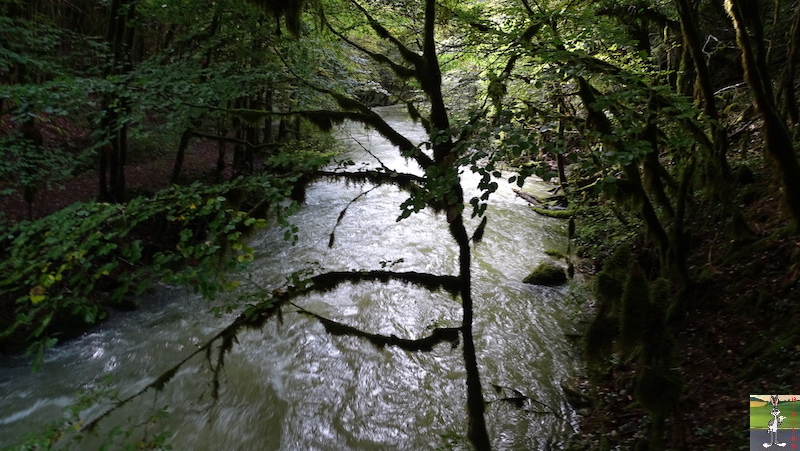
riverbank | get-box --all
[565,158,800,449]
[0,112,344,360]
[0,116,238,224]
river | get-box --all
[0,105,579,450]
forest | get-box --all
[1,0,799,449]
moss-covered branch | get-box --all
[324,19,415,80]
[82,296,282,432]
[182,105,434,172]
[307,270,461,296]
[283,109,436,170]
[348,0,424,67]
[293,304,460,352]
[79,267,462,433]
[314,169,426,191]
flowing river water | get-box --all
[0,106,580,450]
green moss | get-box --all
[584,316,619,372]
[603,244,633,277]
[634,366,683,417]
[593,244,632,315]
[544,249,566,259]
[230,108,271,126]
[644,279,674,361]
[523,262,567,286]
[530,206,575,218]
[619,266,650,354]
[595,271,623,313]
[331,92,365,111]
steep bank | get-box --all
[567,158,800,449]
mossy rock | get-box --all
[561,380,594,408]
[523,262,567,286]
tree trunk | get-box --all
[110,121,127,202]
[331,1,492,446]
[277,117,288,142]
[263,89,274,143]
[171,129,193,183]
[780,4,800,125]
[453,215,491,451]
[555,102,568,192]
[675,0,730,179]
[576,77,672,267]
[215,119,227,183]
[99,0,136,202]
[99,145,109,200]
[232,128,245,179]
[247,125,256,173]
[642,94,675,219]
[170,12,219,184]
[726,0,800,227]
[419,0,490,446]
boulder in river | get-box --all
[523,262,568,286]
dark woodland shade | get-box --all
[247,0,317,35]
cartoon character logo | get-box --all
[765,395,787,448]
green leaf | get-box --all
[29,286,47,304]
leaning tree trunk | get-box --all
[726,0,800,228]
[780,4,800,126]
[675,0,730,180]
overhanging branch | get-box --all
[349,0,424,67]
[80,268,461,433]
[293,303,460,352]
[308,270,461,296]
[324,19,415,79]
[314,169,427,191]
[295,109,435,170]
[182,103,436,170]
